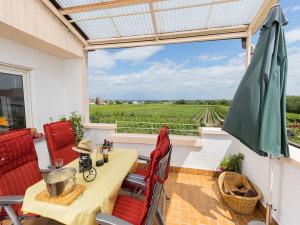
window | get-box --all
[0,63,32,132]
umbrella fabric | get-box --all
[223,5,289,157]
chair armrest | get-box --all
[96,213,133,225]
[126,173,145,180]
[138,155,150,162]
[124,175,146,189]
[0,195,23,205]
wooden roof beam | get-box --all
[60,0,161,15]
[60,0,240,16]
[249,0,278,34]
[85,31,248,50]
[87,25,248,45]
[149,1,159,41]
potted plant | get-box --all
[0,116,9,133]
[219,153,244,174]
[69,112,84,144]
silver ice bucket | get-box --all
[44,167,76,197]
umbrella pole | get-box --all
[265,155,273,225]
[248,155,273,225]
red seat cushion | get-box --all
[112,195,145,225]
[52,128,75,149]
[135,168,148,177]
[0,129,41,220]
[44,121,78,165]
[51,144,79,165]
[156,126,169,147]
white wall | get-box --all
[85,128,239,170]
[238,142,300,225]
[0,37,83,131]
[0,36,84,168]
[0,0,83,58]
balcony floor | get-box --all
[3,173,264,225]
[164,173,264,225]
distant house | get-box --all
[95,97,106,105]
[89,98,95,104]
[132,101,138,105]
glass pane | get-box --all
[0,72,26,131]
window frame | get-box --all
[0,62,33,129]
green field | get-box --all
[287,113,300,145]
[90,104,300,144]
[90,104,228,135]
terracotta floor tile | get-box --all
[163,172,263,225]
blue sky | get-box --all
[88,0,300,100]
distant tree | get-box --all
[286,96,300,114]
[175,99,187,104]
[116,100,122,104]
[95,97,100,105]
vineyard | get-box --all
[287,113,300,145]
[90,103,300,144]
[90,104,228,136]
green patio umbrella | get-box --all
[223,5,289,157]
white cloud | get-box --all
[89,53,245,100]
[197,54,227,62]
[88,46,163,71]
[286,27,300,45]
[88,41,300,100]
[113,46,164,63]
[88,50,116,71]
[284,5,300,13]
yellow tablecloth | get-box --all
[22,149,138,225]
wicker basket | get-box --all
[218,172,262,214]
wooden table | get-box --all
[22,149,138,225]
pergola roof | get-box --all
[42,0,278,49]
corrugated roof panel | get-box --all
[237,0,265,24]
[107,4,149,16]
[113,13,153,37]
[76,19,119,39]
[57,0,266,41]
[56,0,107,8]
[69,3,149,20]
[155,6,210,33]
[70,9,109,20]
[154,0,212,10]
[207,0,264,28]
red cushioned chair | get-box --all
[44,121,78,166]
[96,135,171,225]
[0,129,43,225]
[135,126,170,178]
[123,126,172,206]
[140,126,170,176]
